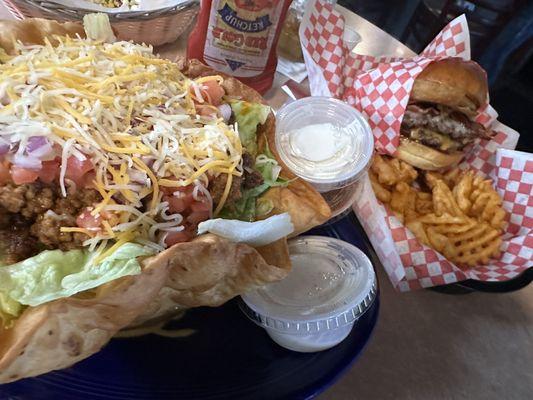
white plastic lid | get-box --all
[275,97,374,192]
[241,236,377,334]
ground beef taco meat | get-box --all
[0,224,39,266]
[210,174,243,207]
[242,152,264,190]
[0,183,101,263]
[209,151,265,208]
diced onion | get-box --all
[191,82,203,103]
[26,136,47,152]
[27,137,55,159]
[11,153,42,169]
[272,165,282,182]
[218,104,232,122]
[45,210,70,221]
[128,169,148,183]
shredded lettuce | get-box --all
[220,103,288,221]
[220,138,290,221]
[0,243,152,328]
[0,292,22,328]
[230,100,271,156]
[83,13,117,42]
[0,48,10,64]
[219,183,270,222]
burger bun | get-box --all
[396,138,464,170]
[410,58,488,116]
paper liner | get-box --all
[300,0,532,290]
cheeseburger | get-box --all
[397,58,492,170]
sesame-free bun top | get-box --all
[410,58,488,116]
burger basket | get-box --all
[2,0,199,46]
[298,0,532,292]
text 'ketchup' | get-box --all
[187,0,292,94]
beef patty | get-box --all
[401,103,491,152]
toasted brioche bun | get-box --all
[398,59,488,170]
[410,58,488,116]
[396,138,464,170]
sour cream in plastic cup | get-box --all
[240,236,377,353]
[275,97,373,216]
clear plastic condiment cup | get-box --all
[240,236,377,353]
[275,97,373,216]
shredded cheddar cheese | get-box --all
[0,36,243,253]
[60,227,93,235]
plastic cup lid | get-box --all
[275,97,374,193]
[240,236,377,334]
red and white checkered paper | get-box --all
[300,0,532,290]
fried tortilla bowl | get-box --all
[0,19,330,382]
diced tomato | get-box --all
[76,208,101,231]
[10,166,39,185]
[195,104,218,118]
[160,183,212,244]
[178,190,195,203]
[187,209,210,225]
[200,80,225,106]
[190,199,210,223]
[174,185,193,193]
[164,195,188,214]
[164,230,191,247]
[189,200,210,213]
[160,182,189,195]
[68,156,93,175]
[162,184,195,202]
[38,160,60,183]
[65,156,94,187]
[83,171,97,189]
[0,161,12,184]
[160,186,175,196]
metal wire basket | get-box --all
[2,0,200,46]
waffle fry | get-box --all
[369,155,506,268]
[371,154,417,186]
[440,222,502,267]
[369,170,391,203]
[416,213,501,266]
[432,180,465,217]
[416,176,504,267]
[425,168,462,189]
[406,220,430,246]
[415,192,433,215]
[390,182,416,215]
[452,171,506,230]
[418,214,468,226]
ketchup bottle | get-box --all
[187,0,292,94]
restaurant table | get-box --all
[0,2,531,399]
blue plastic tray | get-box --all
[0,213,380,400]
